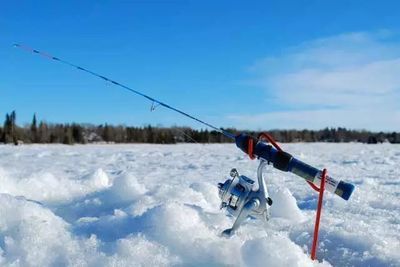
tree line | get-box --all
[1,111,399,145]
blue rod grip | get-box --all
[235,134,355,200]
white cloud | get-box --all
[228,109,400,131]
[231,31,400,131]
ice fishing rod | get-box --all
[14,43,354,203]
[13,43,236,140]
[15,44,355,258]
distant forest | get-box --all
[1,111,399,145]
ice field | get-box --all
[0,143,399,266]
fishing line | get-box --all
[13,43,235,140]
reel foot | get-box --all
[221,228,233,237]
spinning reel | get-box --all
[218,160,273,236]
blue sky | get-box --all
[1,1,399,131]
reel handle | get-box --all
[235,134,355,201]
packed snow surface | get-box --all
[0,143,399,266]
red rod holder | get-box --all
[311,168,327,261]
[244,132,327,261]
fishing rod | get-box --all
[13,43,236,140]
[15,44,355,244]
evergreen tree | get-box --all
[102,124,112,142]
[38,121,49,143]
[30,113,38,143]
[145,125,154,143]
[2,114,9,143]
[389,132,398,143]
[72,124,85,143]
[2,113,13,144]
[63,126,73,145]
[10,111,18,145]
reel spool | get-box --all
[218,160,273,236]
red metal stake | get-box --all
[311,168,327,261]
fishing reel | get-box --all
[218,160,273,236]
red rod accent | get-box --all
[248,132,282,159]
[259,132,283,151]
[307,181,320,192]
[247,138,255,160]
[311,168,327,261]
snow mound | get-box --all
[106,172,147,203]
[0,143,399,266]
[0,193,101,266]
[107,235,180,267]
[242,235,330,267]
[85,168,112,189]
[142,202,243,265]
[269,186,305,222]
[0,167,111,204]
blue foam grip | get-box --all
[235,133,355,200]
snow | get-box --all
[0,143,399,266]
